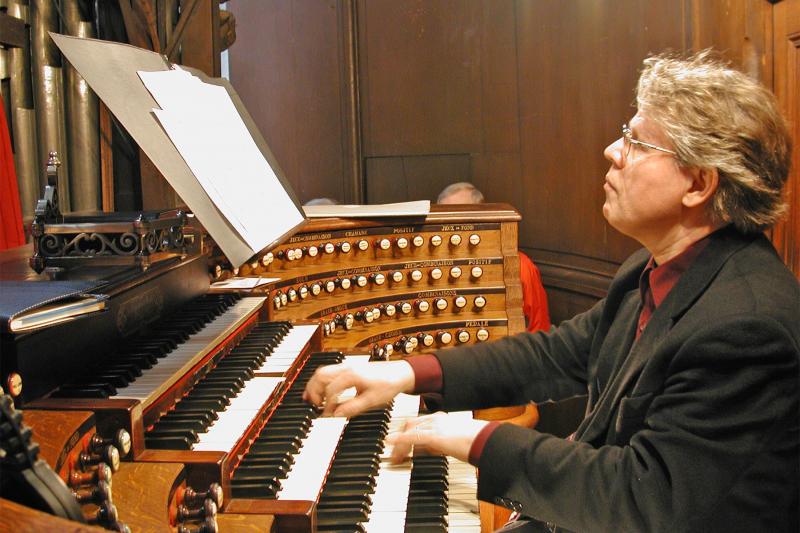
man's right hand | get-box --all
[302,360,416,417]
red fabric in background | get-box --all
[0,95,26,250]
[519,251,551,332]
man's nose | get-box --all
[604,137,624,168]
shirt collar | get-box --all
[640,234,713,309]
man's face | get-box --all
[602,113,694,243]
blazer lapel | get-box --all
[576,227,752,444]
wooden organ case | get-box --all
[1,204,530,532]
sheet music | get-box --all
[210,277,279,289]
[303,200,431,218]
[140,69,304,255]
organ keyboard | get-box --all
[226,353,480,532]
[2,204,526,531]
[111,297,266,405]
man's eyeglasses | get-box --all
[622,123,676,165]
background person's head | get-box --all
[304,197,339,206]
[635,50,791,234]
[437,182,484,205]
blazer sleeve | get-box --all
[432,297,605,411]
[475,314,799,532]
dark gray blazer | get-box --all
[434,227,800,532]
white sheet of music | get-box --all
[139,68,304,255]
[210,277,280,289]
[302,200,431,218]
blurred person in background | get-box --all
[438,182,551,332]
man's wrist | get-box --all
[468,421,501,466]
[395,360,417,393]
[404,354,444,393]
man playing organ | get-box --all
[304,51,800,532]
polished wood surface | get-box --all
[225,498,314,532]
[217,206,525,363]
[21,409,95,474]
[26,398,143,457]
[111,462,184,533]
[21,410,189,531]
[215,510,275,532]
[0,498,105,533]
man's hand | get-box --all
[303,360,416,417]
[387,412,490,463]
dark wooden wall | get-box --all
[228,0,798,324]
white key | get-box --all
[447,456,480,531]
[362,393,420,532]
[257,324,318,374]
[193,376,282,451]
[336,355,371,402]
[274,354,364,499]
[277,417,348,500]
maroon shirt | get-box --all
[407,235,713,466]
[637,237,710,338]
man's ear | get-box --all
[683,167,719,208]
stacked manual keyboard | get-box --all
[52,293,244,399]
[145,321,294,450]
[227,350,481,532]
[231,352,346,498]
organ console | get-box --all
[1,203,529,531]
[209,205,526,365]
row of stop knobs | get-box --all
[323,296,488,335]
[372,328,491,358]
[68,429,131,531]
[274,266,485,310]
[262,233,483,266]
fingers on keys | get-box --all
[303,364,346,406]
[387,418,427,463]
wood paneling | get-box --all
[773,0,800,278]
[358,0,522,205]
[180,0,221,77]
[517,1,690,268]
[228,0,795,319]
[690,0,773,83]
[529,247,618,324]
[228,1,351,203]
[365,154,471,203]
[358,0,484,156]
